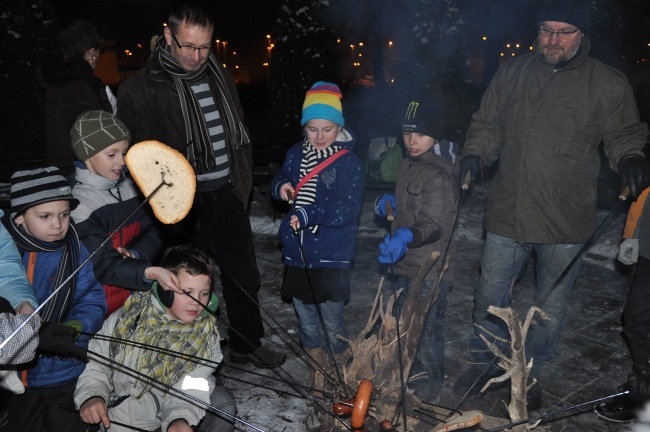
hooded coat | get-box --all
[391,140,460,283]
[270,127,364,270]
[462,38,648,244]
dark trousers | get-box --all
[7,379,85,432]
[191,185,264,353]
[624,256,650,370]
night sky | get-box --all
[50,0,281,78]
[49,0,649,83]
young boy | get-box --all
[375,97,459,402]
[2,166,107,432]
[74,244,236,432]
[70,110,183,316]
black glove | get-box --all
[38,321,87,360]
[619,154,650,200]
[628,365,650,401]
[459,154,482,189]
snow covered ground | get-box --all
[218,181,634,432]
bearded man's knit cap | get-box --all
[10,167,79,219]
[58,20,103,55]
[70,110,131,161]
[301,81,345,126]
[536,0,592,34]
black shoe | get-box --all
[453,365,502,397]
[229,345,287,369]
[594,395,639,423]
[526,381,542,411]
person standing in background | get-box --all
[37,20,115,175]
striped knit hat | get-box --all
[10,167,79,219]
[301,81,345,126]
[70,110,131,161]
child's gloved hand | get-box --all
[618,238,639,265]
[375,194,397,217]
[378,228,413,264]
[38,321,87,360]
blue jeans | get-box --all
[469,232,582,375]
[293,298,349,354]
[395,277,451,400]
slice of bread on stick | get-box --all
[125,140,195,225]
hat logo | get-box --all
[59,186,73,197]
[405,101,419,121]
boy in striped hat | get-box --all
[2,166,106,432]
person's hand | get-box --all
[38,321,87,359]
[167,418,193,432]
[378,228,413,264]
[375,194,397,218]
[628,366,650,401]
[15,301,35,315]
[290,214,301,231]
[80,397,110,429]
[619,154,650,199]
[459,154,483,190]
[116,246,134,259]
[618,238,639,265]
[280,183,295,202]
[145,267,183,294]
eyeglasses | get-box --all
[538,26,580,39]
[169,29,212,55]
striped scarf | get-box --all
[110,291,218,399]
[296,139,341,234]
[2,217,79,323]
[156,37,250,175]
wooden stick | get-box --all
[461,170,472,191]
[287,189,294,204]
[385,200,395,221]
[619,185,630,200]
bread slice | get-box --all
[125,140,196,224]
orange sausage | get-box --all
[351,379,373,429]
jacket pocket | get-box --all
[552,106,599,161]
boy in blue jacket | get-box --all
[2,167,106,432]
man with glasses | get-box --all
[453,0,650,412]
[117,4,286,372]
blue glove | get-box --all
[375,194,397,218]
[378,228,413,264]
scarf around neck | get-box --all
[110,289,218,399]
[156,38,250,175]
[296,139,342,234]
[2,215,79,323]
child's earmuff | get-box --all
[153,281,219,317]
[153,281,174,308]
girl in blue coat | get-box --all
[2,167,106,432]
[270,82,363,423]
